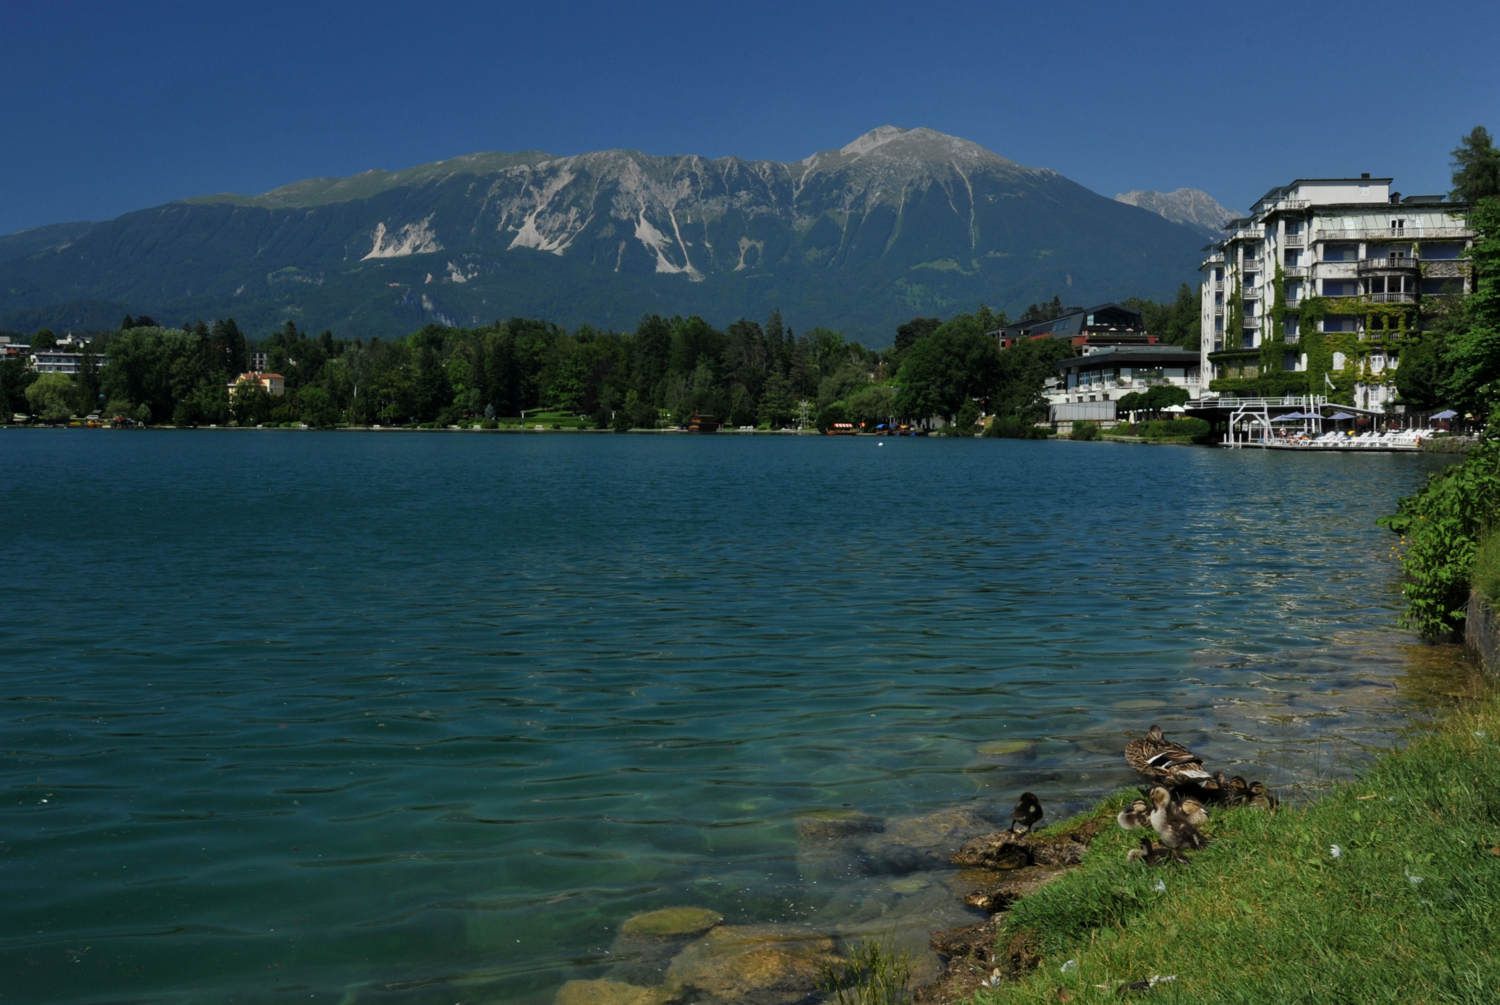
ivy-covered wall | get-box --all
[1208,262,1420,403]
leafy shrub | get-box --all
[1380,432,1500,638]
[1475,531,1500,606]
[985,415,1049,439]
[480,417,498,429]
[1070,421,1101,441]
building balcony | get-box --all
[1283,234,1305,247]
[1285,296,1301,308]
[1213,280,1224,291]
[1241,287,1261,300]
[1282,266,1308,277]
[1274,200,1311,212]
[1423,259,1470,278]
[1361,293,1415,304]
[1241,315,1260,328]
[1321,226,1470,242]
[1356,256,1419,273]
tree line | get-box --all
[1,291,1202,433]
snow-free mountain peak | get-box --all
[1115,187,1235,236]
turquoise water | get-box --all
[0,431,1462,1004]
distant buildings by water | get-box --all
[1200,175,1475,414]
[988,302,1204,425]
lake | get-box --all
[0,430,1471,1004]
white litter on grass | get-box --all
[1406,868,1424,885]
[1149,975,1178,986]
[1330,844,1343,858]
[982,968,1002,987]
[1475,730,1486,738]
[1060,959,1077,973]
[1153,879,1167,893]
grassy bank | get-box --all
[974,698,1500,1003]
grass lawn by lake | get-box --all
[979,694,1500,1003]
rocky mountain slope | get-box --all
[1114,187,1235,238]
[0,128,1208,343]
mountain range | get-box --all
[0,127,1214,345]
[1114,187,1236,238]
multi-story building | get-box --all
[1201,175,1474,412]
[29,336,108,374]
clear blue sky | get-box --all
[3,0,1497,236]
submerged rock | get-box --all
[860,807,993,874]
[619,907,724,939]
[794,809,883,882]
[664,924,840,1005]
[608,907,724,986]
[553,978,678,1005]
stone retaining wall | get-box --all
[1467,590,1500,676]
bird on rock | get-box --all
[1125,726,1217,790]
[1148,786,1210,850]
[1008,792,1044,834]
[1117,797,1152,830]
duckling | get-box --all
[1124,837,1190,866]
[1247,780,1279,811]
[1008,791,1044,834]
[1178,797,1209,826]
[1223,775,1250,807]
[1148,786,1209,850]
[1125,726,1217,790]
[1117,796,1152,830]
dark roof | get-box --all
[1056,346,1199,372]
[991,302,1144,339]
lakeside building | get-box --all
[29,336,108,374]
[991,303,1157,352]
[0,337,29,361]
[1200,175,1475,414]
[228,372,286,397]
[1048,345,1202,423]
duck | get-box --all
[1125,726,1217,789]
[1125,837,1190,866]
[1148,786,1209,850]
[1008,791,1044,834]
[1178,797,1209,826]
[1225,776,1251,807]
[1117,796,1152,830]
[1247,781,1279,811]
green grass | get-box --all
[976,699,1500,1003]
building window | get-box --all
[1285,280,1302,302]
[1323,243,1358,262]
[1284,249,1303,267]
[1214,315,1224,331]
[1322,279,1357,297]
[1323,316,1359,333]
[1284,316,1299,340]
[1284,350,1299,371]
[1242,332,1256,349]
[1285,219,1303,235]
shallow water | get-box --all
[0,430,1472,1004]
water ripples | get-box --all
[0,431,1476,1004]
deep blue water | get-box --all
[0,430,1465,1004]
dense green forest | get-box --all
[0,288,1202,433]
